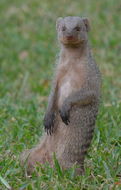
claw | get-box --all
[59,109,70,125]
[44,112,55,135]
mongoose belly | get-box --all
[55,104,98,167]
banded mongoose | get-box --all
[21,16,101,174]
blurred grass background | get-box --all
[0,0,121,189]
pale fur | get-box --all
[20,16,101,175]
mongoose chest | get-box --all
[57,60,87,107]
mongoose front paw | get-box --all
[59,104,70,125]
[44,112,55,135]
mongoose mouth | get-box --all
[60,38,81,46]
[66,36,74,41]
[60,36,80,44]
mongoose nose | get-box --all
[66,35,74,40]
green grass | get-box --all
[0,0,121,189]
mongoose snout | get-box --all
[66,35,74,41]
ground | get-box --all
[0,0,121,189]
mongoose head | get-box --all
[56,16,90,47]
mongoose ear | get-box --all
[83,18,90,32]
[56,17,63,30]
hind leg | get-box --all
[20,146,52,174]
[20,136,54,174]
[20,148,35,174]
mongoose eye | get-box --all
[75,26,81,31]
[62,26,66,31]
